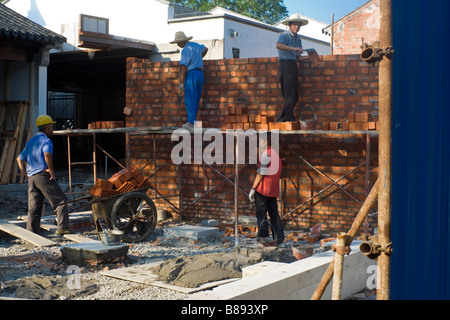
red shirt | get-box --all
[256,147,282,198]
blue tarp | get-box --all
[391,0,450,299]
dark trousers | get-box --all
[27,171,69,233]
[278,60,299,122]
[255,191,284,241]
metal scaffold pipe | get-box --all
[377,0,393,300]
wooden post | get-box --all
[331,13,334,55]
[378,0,393,300]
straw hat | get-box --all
[281,13,309,26]
[170,31,193,44]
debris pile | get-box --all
[89,167,151,198]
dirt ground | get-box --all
[0,190,304,300]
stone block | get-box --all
[164,225,219,241]
[61,241,129,266]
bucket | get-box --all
[292,244,314,260]
[100,229,124,246]
[96,217,123,246]
[299,104,317,130]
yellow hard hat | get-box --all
[36,115,56,127]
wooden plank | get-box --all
[19,128,33,183]
[0,102,7,133]
[10,102,29,183]
[0,219,56,247]
[1,103,24,184]
[17,212,96,243]
[0,138,11,180]
[39,221,95,243]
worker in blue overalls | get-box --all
[171,31,208,128]
[17,115,73,235]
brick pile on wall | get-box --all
[125,54,379,233]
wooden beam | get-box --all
[0,219,56,247]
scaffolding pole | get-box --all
[377,0,393,300]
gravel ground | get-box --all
[0,191,300,300]
[0,218,260,300]
[0,191,375,301]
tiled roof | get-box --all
[0,3,66,46]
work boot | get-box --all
[55,228,75,235]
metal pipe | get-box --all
[378,0,393,300]
[361,46,382,64]
[234,132,239,248]
[332,232,347,300]
[282,159,369,219]
[364,134,371,234]
[67,135,72,192]
[360,235,381,260]
[92,133,97,183]
[311,178,379,300]
[288,146,363,206]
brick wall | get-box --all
[125,54,379,233]
[333,0,380,54]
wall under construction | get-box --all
[125,54,379,233]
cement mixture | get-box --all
[151,248,279,288]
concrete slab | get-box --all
[201,219,219,227]
[242,261,287,278]
[61,241,129,265]
[189,241,376,300]
[164,224,219,241]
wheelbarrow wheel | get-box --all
[110,191,157,242]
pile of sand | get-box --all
[151,248,265,288]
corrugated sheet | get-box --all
[391,0,450,299]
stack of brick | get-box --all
[222,106,300,131]
[322,112,378,131]
[88,121,124,129]
[348,112,378,131]
[89,167,151,198]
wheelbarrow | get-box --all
[66,186,157,243]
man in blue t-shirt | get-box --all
[17,115,72,235]
[170,31,208,128]
[276,13,309,122]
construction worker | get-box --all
[276,13,309,122]
[249,134,285,245]
[170,31,208,128]
[17,115,73,235]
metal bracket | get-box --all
[360,43,395,66]
[360,237,393,260]
[331,244,351,255]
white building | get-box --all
[3,0,330,134]
[4,0,330,60]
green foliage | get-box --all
[172,0,288,25]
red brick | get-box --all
[355,113,373,122]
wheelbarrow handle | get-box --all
[62,195,92,206]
